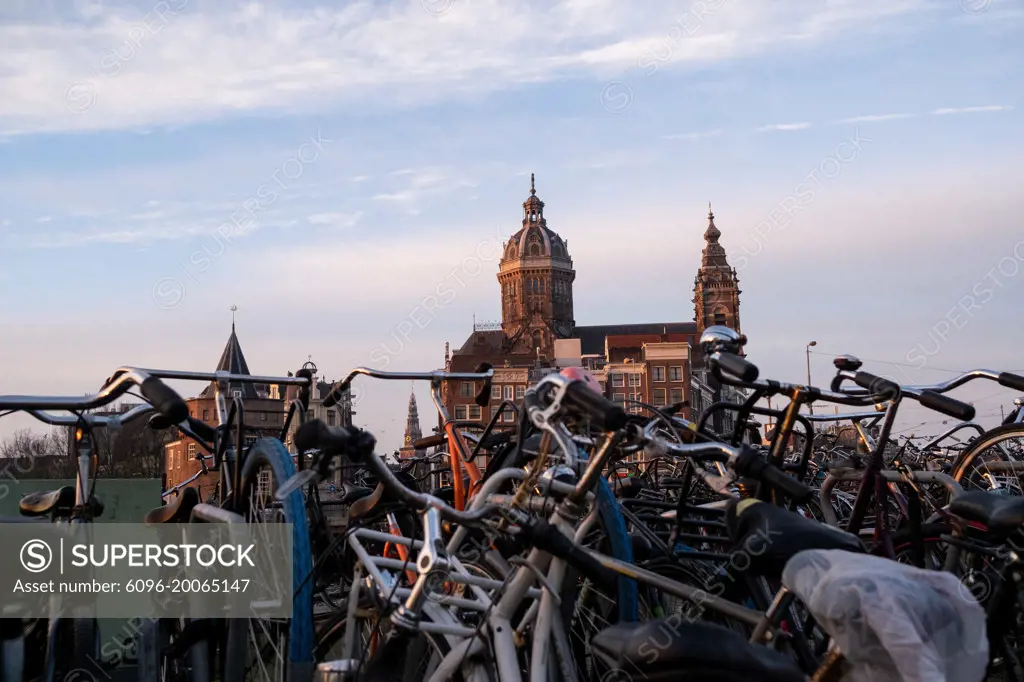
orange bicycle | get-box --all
[321,365,494,511]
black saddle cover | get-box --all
[726,498,864,577]
[591,619,806,682]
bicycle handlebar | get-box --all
[278,419,497,525]
[0,367,188,424]
[22,403,155,428]
[321,365,495,408]
[524,374,627,431]
[642,434,813,502]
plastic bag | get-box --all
[782,549,988,682]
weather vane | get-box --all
[230,304,238,327]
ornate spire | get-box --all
[522,173,545,224]
[403,388,423,448]
[704,203,721,243]
[701,204,727,267]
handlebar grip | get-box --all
[999,372,1024,392]
[564,380,628,431]
[917,390,975,422]
[734,446,813,502]
[413,433,447,450]
[140,377,188,424]
[474,363,494,407]
[853,371,900,401]
[187,417,217,443]
[294,419,353,455]
[714,352,759,383]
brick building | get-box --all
[442,176,744,439]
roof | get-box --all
[573,322,698,355]
[199,324,259,399]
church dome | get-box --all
[501,174,571,264]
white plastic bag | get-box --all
[782,549,988,682]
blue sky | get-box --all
[1,0,1023,449]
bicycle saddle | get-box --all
[726,499,864,577]
[950,490,1024,538]
[591,619,805,682]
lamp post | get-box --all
[806,341,817,416]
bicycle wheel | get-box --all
[51,617,99,682]
[952,425,1024,494]
[236,438,314,682]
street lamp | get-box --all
[806,341,817,415]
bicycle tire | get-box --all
[952,424,1024,488]
[238,438,314,682]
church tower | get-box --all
[497,174,576,359]
[693,204,741,333]
[399,388,424,460]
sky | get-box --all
[1,0,1023,451]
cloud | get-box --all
[306,211,363,229]
[930,105,1014,116]
[0,0,943,136]
[838,113,917,123]
[758,122,812,132]
[662,129,723,141]
[372,167,477,205]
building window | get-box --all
[468,405,482,421]
[652,366,666,382]
[714,312,727,326]
[459,382,473,397]
[628,374,641,387]
[669,366,683,382]
[326,410,335,426]
[538,279,545,293]
[611,373,624,388]
[504,385,514,401]
[187,443,197,458]
[653,389,666,406]
[492,385,502,400]
[515,385,525,400]
[454,405,468,420]
[670,388,684,404]
[501,410,515,423]
[203,409,209,421]
[613,392,626,405]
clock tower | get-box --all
[497,174,576,359]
